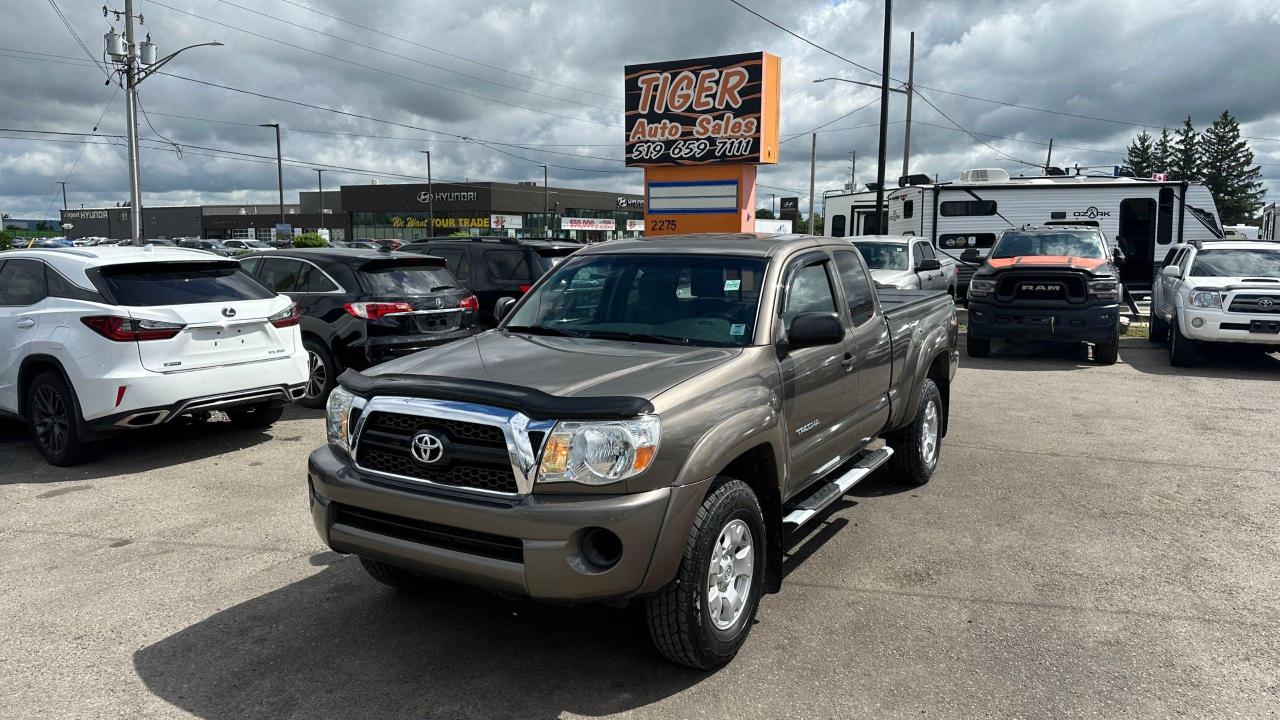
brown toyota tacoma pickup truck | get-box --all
[309,233,959,669]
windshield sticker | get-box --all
[724,279,742,291]
[730,323,746,336]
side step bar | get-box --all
[782,446,894,530]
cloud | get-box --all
[3,0,1280,219]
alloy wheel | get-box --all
[305,350,327,399]
[31,386,69,456]
[921,399,939,466]
[706,518,754,631]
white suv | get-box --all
[0,246,308,465]
[1150,241,1280,366]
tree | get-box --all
[1152,128,1174,176]
[1172,116,1200,181]
[1124,130,1156,178]
[756,208,775,219]
[1199,110,1265,225]
[291,232,329,248]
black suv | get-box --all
[964,226,1125,364]
[401,236,581,326]
[239,249,478,406]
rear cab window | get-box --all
[93,261,275,306]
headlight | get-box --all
[537,416,660,485]
[325,385,356,456]
[968,279,995,297]
[1188,290,1222,309]
[1089,279,1119,301]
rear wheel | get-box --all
[886,379,942,487]
[645,478,765,670]
[226,403,284,428]
[1149,305,1169,343]
[966,334,991,358]
[301,339,337,409]
[1093,326,1119,365]
[26,372,95,466]
[1169,317,1197,367]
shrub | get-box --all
[0,231,11,251]
[292,232,329,248]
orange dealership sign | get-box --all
[625,52,780,167]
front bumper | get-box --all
[968,301,1120,344]
[308,445,707,602]
[1178,307,1280,345]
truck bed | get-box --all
[878,289,951,318]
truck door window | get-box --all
[781,263,838,327]
[832,251,876,326]
[1159,248,1179,268]
[916,242,937,262]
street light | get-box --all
[259,123,284,227]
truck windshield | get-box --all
[504,254,767,347]
[1190,248,1280,278]
[991,231,1105,259]
[853,242,910,270]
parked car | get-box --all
[331,241,382,250]
[24,238,74,249]
[401,236,581,326]
[221,239,273,252]
[238,249,478,408]
[964,225,1126,364]
[310,232,959,669]
[0,247,307,465]
[852,235,958,295]
[176,238,239,257]
[1150,240,1280,366]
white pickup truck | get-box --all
[851,236,958,297]
[1151,241,1280,366]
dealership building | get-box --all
[60,181,645,244]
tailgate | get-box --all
[130,299,296,372]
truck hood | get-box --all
[870,269,917,288]
[363,330,740,400]
[1183,276,1280,290]
[976,255,1115,278]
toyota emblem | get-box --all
[221,307,236,318]
[410,431,445,464]
[1259,297,1275,310]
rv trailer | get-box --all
[1261,203,1277,242]
[860,169,1223,295]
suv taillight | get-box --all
[269,303,301,328]
[459,295,479,311]
[344,301,413,320]
[81,315,185,341]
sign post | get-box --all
[624,52,781,236]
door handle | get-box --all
[16,318,36,329]
[841,352,855,372]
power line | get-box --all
[727,0,881,78]
[45,0,111,79]
[468,139,633,174]
[782,96,880,143]
[146,0,620,128]
[208,0,617,114]
[912,88,1041,167]
[270,0,620,101]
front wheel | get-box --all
[1169,317,1197,367]
[1093,326,1119,365]
[886,379,943,486]
[645,478,766,670]
[1149,305,1169,343]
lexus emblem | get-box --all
[221,307,236,318]
[1260,297,1275,310]
[410,431,445,464]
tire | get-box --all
[966,334,991,358]
[1093,326,1119,365]
[26,371,95,466]
[301,339,337,409]
[885,378,943,487]
[1169,317,1196,367]
[1149,305,1169,343]
[645,478,766,670]
[226,403,284,428]
[359,556,426,591]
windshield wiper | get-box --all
[579,330,690,346]
[503,324,585,337]
[429,284,458,291]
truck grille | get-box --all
[332,503,523,562]
[1228,293,1280,313]
[997,274,1086,302]
[355,411,518,494]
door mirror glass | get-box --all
[959,248,983,264]
[916,258,942,272]
[786,312,843,348]
[494,296,517,321]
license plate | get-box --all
[1249,319,1280,334]
[416,314,458,333]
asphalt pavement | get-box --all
[1,337,1277,720]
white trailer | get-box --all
[878,169,1223,294]
[1260,203,1277,242]
[824,190,886,238]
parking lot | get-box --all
[1,337,1277,720]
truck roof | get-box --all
[578,233,822,257]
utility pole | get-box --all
[420,150,433,237]
[901,31,915,181]
[57,182,69,210]
[1045,139,1054,174]
[770,193,776,216]
[874,0,893,232]
[543,165,550,236]
[315,169,324,233]
[808,132,817,234]
[259,123,284,226]
[849,151,856,189]
[103,2,220,243]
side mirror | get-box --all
[1112,246,1127,266]
[916,258,942,272]
[493,296,517,321]
[1160,265,1181,279]
[959,248,982,264]
[786,312,844,349]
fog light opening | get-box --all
[581,528,623,570]
[1191,317,1205,329]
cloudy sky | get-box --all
[4,0,1280,221]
